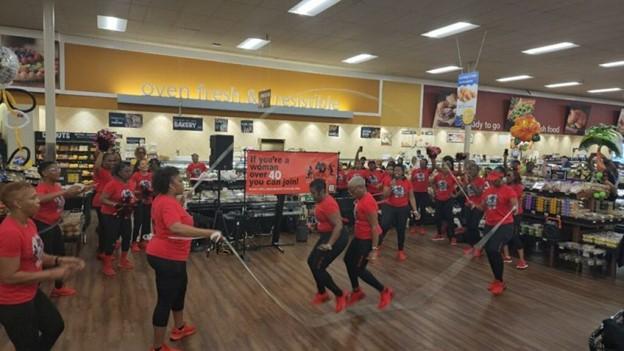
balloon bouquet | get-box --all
[510,114,542,151]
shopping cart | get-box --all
[589,310,624,351]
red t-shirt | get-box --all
[433,173,456,201]
[411,168,430,193]
[92,168,112,208]
[186,162,207,179]
[354,192,381,240]
[366,169,385,194]
[482,185,517,226]
[336,169,348,190]
[384,177,413,208]
[465,176,486,205]
[146,195,194,261]
[346,169,370,182]
[315,195,340,233]
[130,171,153,204]
[511,183,524,215]
[34,182,65,225]
[101,178,136,215]
[0,217,44,305]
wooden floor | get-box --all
[2,222,624,351]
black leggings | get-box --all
[464,207,483,247]
[343,238,384,292]
[34,221,65,289]
[0,289,64,351]
[102,214,132,255]
[508,215,523,251]
[95,207,105,254]
[147,255,188,328]
[435,199,454,238]
[412,192,430,226]
[484,224,514,281]
[132,203,152,242]
[380,205,410,250]
[307,229,348,296]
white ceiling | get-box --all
[2,0,624,101]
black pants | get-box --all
[95,207,105,254]
[34,221,65,289]
[102,214,132,255]
[147,255,188,328]
[343,238,384,292]
[380,205,410,250]
[484,224,514,281]
[132,203,152,242]
[464,207,483,247]
[0,289,64,351]
[435,199,454,238]
[412,192,430,225]
[307,229,348,296]
[509,214,523,251]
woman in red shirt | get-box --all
[307,179,348,313]
[431,157,457,243]
[479,170,518,296]
[100,161,136,276]
[462,161,486,256]
[34,161,86,297]
[130,159,154,252]
[410,158,431,235]
[379,164,418,261]
[335,163,349,197]
[0,182,84,350]
[343,176,394,310]
[365,160,384,195]
[185,153,207,179]
[503,169,528,270]
[146,167,221,351]
[93,151,117,259]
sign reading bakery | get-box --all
[173,116,203,131]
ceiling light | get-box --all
[421,22,480,39]
[522,42,578,55]
[599,60,624,68]
[426,65,462,74]
[342,53,377,64]
[496,75,533,82]
[237,38,270,50]
[97,15,127,32]
[545,81,581,88]
[587,87,622,94]
[289,0,340,16]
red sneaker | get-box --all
[102,256,116,277]
[463,247,473,255]
[396,250,407,261]
[131,243,141,253]
[409,226,418,235]
[119,252,134,270]
[170,324,197,341]
[347,289,366,307]
[378,287,394,310]
[487,280,497,291]
[450,238,457,246]
[150,343,181,351]
[311,292,330,305]
[503,256,513,263]
[335,295,347,313]
[473,248,483,257]
[51,287,77,297]
[516,260,528,270]
[418,227,426,235]
[490,280,506,296]
[431,235,445,241]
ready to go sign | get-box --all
[456,71,479,125]
[173,116,203,131]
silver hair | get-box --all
[348,175,366,188]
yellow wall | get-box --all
[381,81,421,128]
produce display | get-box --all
[520,223,545,238]
[557,241,608,267]
[583,232,624,249]
[11,47,59,84]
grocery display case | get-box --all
[35,132,96,185]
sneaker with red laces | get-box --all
[489,280,506,296]
[149,343,181,351]
[396,250,407,262]
[51,287,77,297]
[347,289,366,307]
[503,256,513,263]
[450,238,457,246]
[335,295,347,313]
[516,259,528,270]
[473,248,483,257]
[170,324,197,342]
[131,243,141,253]
[311,292,330,305]
[431,235,445,241]
[378,287,394,310]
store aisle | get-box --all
[1,224,622,351]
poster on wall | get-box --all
[1,34,60,89]
[258,89,271,108]
[433,88,460,128]
[400,129,417,148]
[241,120,254,133]
[215,118,228,132]
[456,71,479,126]
[245,150,339,195]
[617,109,624,135]
[565,104,591,135]
[173,116,203,131]
[328,125,339,137]
[360,126,380,139]
[126,137,145,145]
[505,97,536,130]
[447,132,474,144]
[381,132,392,146]
[109,112,143,128]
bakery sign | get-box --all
[140,83,340,110]
[173,116,203,131]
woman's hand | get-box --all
[59,256,86,271]
[317,243,332,251]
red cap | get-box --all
[486,171,504,182]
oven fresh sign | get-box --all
[173,116,203,131]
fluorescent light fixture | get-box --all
[522,42,578,55]
[97,15,127,32]
[599,60,624,68]
[237,38,270,50]
[289,0,340,16]
[426,65,462,74]
[496,75,533,82]
[545,81,581,88]
[587,87,622,94]
[422,22,479,38]
[342,53,377,64]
